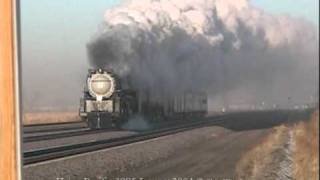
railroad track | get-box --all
[23,110,310,165]
[23,117,226,165]
[23,128,115,142]
[23,115,228,143]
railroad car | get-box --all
[79,69,207,129]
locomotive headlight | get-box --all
[88,72,115,101]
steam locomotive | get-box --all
[79,69,207,129]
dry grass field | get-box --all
[236,109,319,179]
[23,111,81,125]
[236,124,290,179]
[292,110,319,179]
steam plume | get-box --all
[87,0,318,108]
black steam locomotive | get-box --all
[79,69,207,129]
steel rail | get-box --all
[23,117,226,165]
[23,128,114,142]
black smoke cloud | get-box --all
[87,0,319,109]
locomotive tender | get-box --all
[79,69,208,129]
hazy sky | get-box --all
[252,0,319,25]
[21,0,122,110]
[21,0,319,111]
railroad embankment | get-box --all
[236,110,319,179]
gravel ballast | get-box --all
[24,126,229,180]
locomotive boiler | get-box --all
[79,69,208,129]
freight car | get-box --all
[79,69,207,129]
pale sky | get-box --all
[252,0,319,25]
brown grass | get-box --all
[236,110,319,179]
[292,110,319,180]
[23,111,81,125]
[236,125,289,179]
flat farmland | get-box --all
[23,112,81,125]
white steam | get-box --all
[87,0,318,109]
[121,115,151,131]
